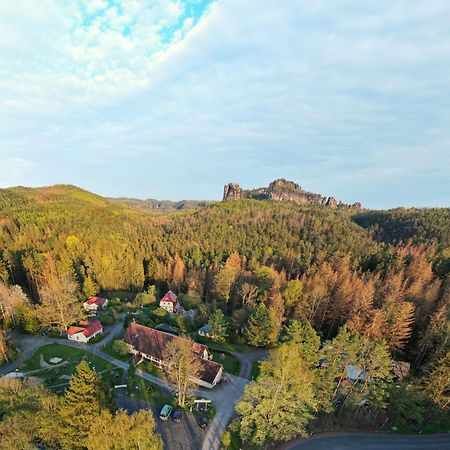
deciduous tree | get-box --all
[87,409,163,450]
[236,343,317,446]
[163,337,202,407]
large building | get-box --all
[159,290,179,313]
[67,319,103,343]
[123,322,223,389]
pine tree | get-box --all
[424,350,450,410]
[60,360,103,448]
[244,303,275,347]
[283,320,320,368]
[207,309,229,342]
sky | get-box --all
[0,0,449,209]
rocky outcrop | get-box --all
[222,178,361,210]
[223,183,244,200]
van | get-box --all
[159,404,173,421]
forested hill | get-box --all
[0,185,382,295]
[110,197,214,212]
[353,208,450,249]
[0,185,449,299]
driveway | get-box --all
[235,348,268,379]
[281,433,450,450]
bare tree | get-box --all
[163,337,203,407]
[0,283,28,326]
[36,275,82,334]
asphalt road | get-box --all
[284,433,450,450]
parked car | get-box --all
[159,404,173,421]
[196,416,209,429]
[171,409,183,423]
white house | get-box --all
[159,290,178,314]
[123,323,223,389]
[83,296,109,312]
[67,320,103,343]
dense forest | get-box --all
[0,185,449,446]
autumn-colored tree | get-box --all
[163,337,202,407]
[35,265,82,333]
[214,253,241,303]
[384,300,416,351]
[171,255,185,291]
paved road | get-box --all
[235,348,268,379]
[282,433,450,450]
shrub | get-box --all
[153,308,167,318]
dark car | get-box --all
[171,409,183,423]
[196,416,209,429]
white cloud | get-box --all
[0,0,449,207]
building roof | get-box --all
[160,290,178,304]
[346,364,366,382]
[67,319,103,338]
[198,324,212,333]
[85,296,108,306]
[123,323,222,385]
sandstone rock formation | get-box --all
[222,178,361,210]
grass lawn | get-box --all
[195,337,253,354]
[22,343,121,391]
[211,351,240,376]
[102,340,131,362]
[127,374,171,406]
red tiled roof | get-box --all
[67,319,103,338]
[123,323,222,385]
[86,296,107,306]
[160,290,178,303]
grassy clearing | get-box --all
[211,351,240,376]
[22,343,121,391]
[195,337,253,354]
[127,374,171,405]
[102,340,130,362]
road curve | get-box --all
[283,433,450,450]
